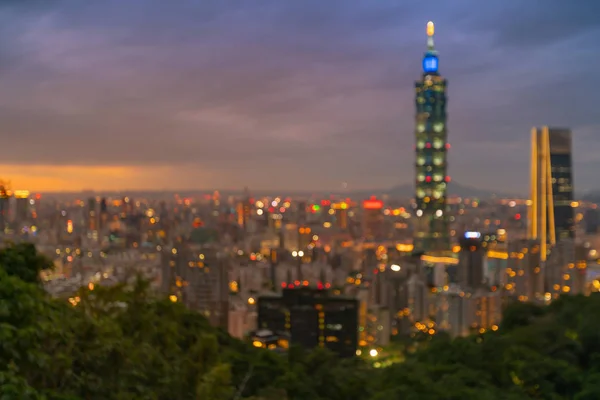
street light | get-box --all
[298,250,304,257]
[391,264,401,272]
[369,349,378,357]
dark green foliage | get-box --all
[2,243,600,399]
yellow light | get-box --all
[14,190,30,199]
[248,297,255,305]
[88,282,95,291]
[169,295,177,302]
[491,325,499,331]
[427,21,434,37]
[252,341,263,348]
[487,250,508,260]
[421,255,459,264]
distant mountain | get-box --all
[40,181,518,200]
[581,191,600,203]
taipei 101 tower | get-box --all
[413,22,450,252]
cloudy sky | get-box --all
[0,0,598,193]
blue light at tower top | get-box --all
[422,21,438,74]
[423,55,438,73]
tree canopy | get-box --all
[2,242,600,399]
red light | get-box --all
[425,142,431,148]
[281,282,287,288]
[294,280,300,286]
[287,283,295,289]
[363,196,384,210]
[445,143,451,149]
[279,207,285,213]
[317,282,324,290]
[373,268,378,275]
[425,176,432,182]
[268,207,275,213]
[250,254,256,261]
[325,283,331,289]
[445,176,451,182]
[515,213,521,220]
[321,200,331,206]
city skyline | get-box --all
[1,1,599,192]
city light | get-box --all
[390,264,401,272]
[369,349,378,357]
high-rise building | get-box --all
[0,185,9,232]
[87,197,97,232]
[528,127,574,261]
[413,21,450,252]
[14,190,30,228]
[363,196,384,241]
[458,232,486,291]
[161,245,229,330]
[256,287,358,358]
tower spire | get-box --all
[426,21,435,52]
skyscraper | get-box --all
[414,22,450,252]
[528,127,574,261]
[362,196,384,241]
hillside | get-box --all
[2,243,600,399]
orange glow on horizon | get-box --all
[0,164,211,192]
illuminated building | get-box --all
[297,225,312,250]
[331,201,349,230]
[14,190,30,227]
[413,21,450,252]
[87,197,97,232]
[161,245,229,329]
[362,196,384,240]
[99,197,108,231]
[528,127,574,261]
[0,185,9,231]
[458,232,485,290]
[256,287,358,358]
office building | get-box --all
[363,196,384,241]
[256,287,358,358]
[458,232,486,290]
[14,190,30,228]
[87,197,97,232]
[0,185,9,232]
[528,127,574,261]
[413,21,450,252]
[162,245,229,330]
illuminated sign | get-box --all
[363,196,383,210]
[464,231,481,239]
[423,55,438,73]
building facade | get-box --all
[256,287,358,358]
[528,127,575,261]
[413,22,450,252]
